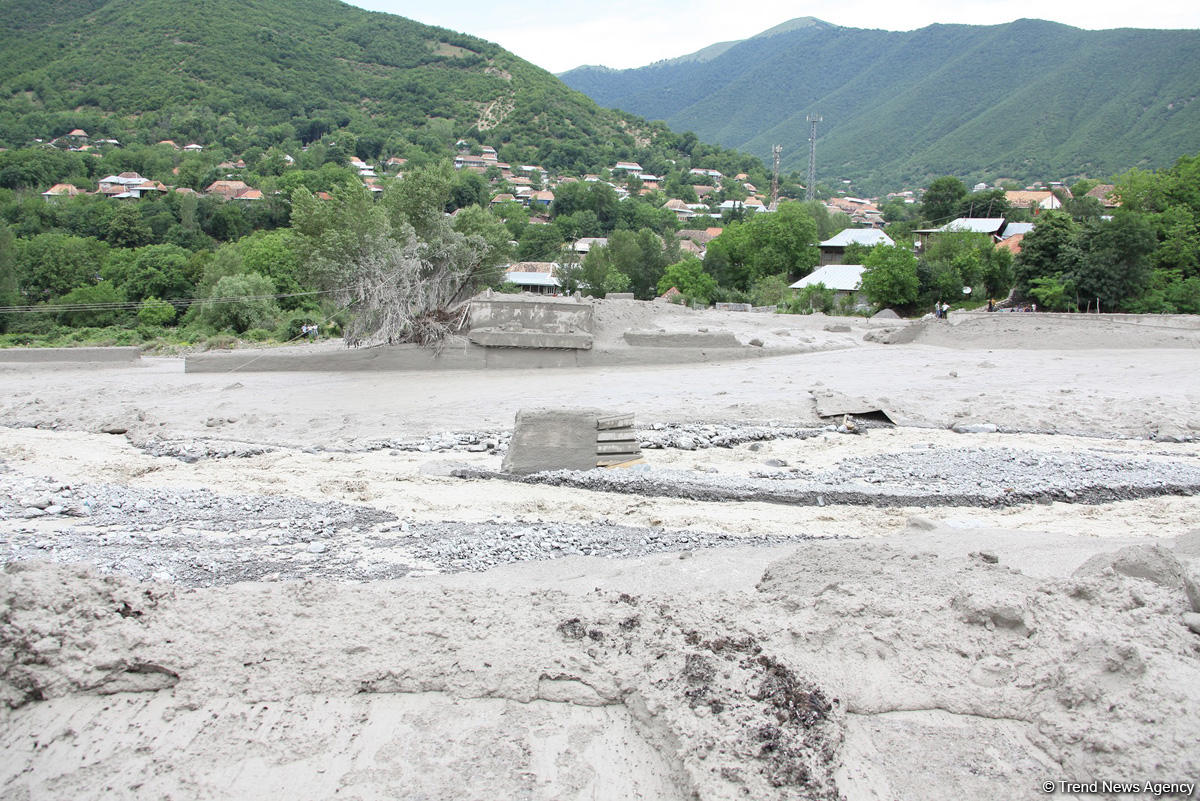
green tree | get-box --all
[1013,211,1080,294]
[106,203,153,248]
[54,281,127,327]
[921,177,967,224]
[1074,212,1157,310]
[860,245,919,309]
[196,273,279,333]
[657,256,716,302]
[103,244,194,302]
[15,233,109,299]
[515,225,564,262]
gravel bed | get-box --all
[477,445,1200,507]
[0,471,807,587]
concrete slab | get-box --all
[622,330,741,348]
[0,347,141,364]
[468,331,593,350]
[502,409,607,474]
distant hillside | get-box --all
[0,0,705,173]
[561,19,1200,193]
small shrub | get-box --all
[205,334,237,351]
[243,327,271,342]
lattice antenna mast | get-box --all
[770,145,782,208]
[805,113,822,202]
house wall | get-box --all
[469,298,594,335]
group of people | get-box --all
[300,323,319,340]
[934,302,951,319]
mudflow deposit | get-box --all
[2,298,1200,801]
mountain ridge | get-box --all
[0,0,732,175]
[560,18,1200,193]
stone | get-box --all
[824,324,851,333]
[100,424,128,435]
[907,516,938,531]
[1073,544,1184,588]
[1174,529,1200,558]
[306,542,328,554]
[952,422,998,434]
[748,338,763,347]
[1183,612,1200,635]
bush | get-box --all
[781,283,835,314]
[204,334,237,351]
[137,296,177,327]
[709,286,752,305]
[243,327,271,342]
[195,272,280,334]
[750,274,790,307]
[55,281,128,328]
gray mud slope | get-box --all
[3,539,1199,801]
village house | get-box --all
[1085,184,1120,208]
[914,217,1009,250]
[663,198,695,221]
[790,263,869,308]
[41,183,84,200]
[1004,190,1060,211]
[205,180,261,200]
[503,262,562,295]
[612,161,642,173]
[572,237,608,254]
[818,228,894,265]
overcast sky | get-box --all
[345,0,1200,73]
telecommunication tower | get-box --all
[770,144,782,208]
[805,113,822,202]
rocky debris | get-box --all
[638,423,823,451]
[396,522,805,574]
[135,438,273,462]
[0,469,806,585]
[497,446,1200,508]
[1155,424,1195,443]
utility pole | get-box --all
[805,113,822,202]
[770,144,782,208]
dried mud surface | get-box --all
[3,304,1200,800]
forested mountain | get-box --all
[561,19,1200,194]
[0,0,706,173]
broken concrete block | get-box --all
[502,408,643,474]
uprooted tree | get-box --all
[290,163,509,346]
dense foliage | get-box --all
[0,0,759,178]
[562,19,1200,195]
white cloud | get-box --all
[347,0,1200,73]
